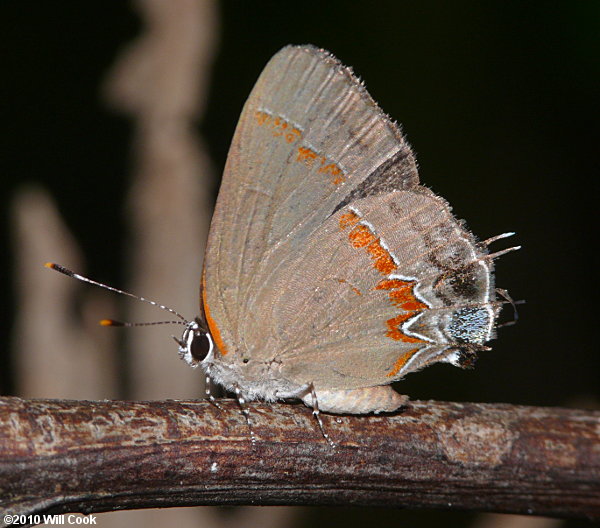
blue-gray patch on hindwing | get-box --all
[447,307,492,345]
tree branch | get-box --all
[1,396,598,520]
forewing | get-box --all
[203,45,418,356]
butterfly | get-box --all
[48,45,518,446]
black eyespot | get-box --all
[190,332,211,362]
[242,358,249,364]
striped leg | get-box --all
[309,383,336,449]
[234,384,257,447]
[205,368,224,411]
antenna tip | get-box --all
[100,319,124,327]
[44,262,73,276]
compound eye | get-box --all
[190,332,212,362]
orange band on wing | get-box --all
[376,279,427,343]
[202,271,228,356]
[253,110,346,185]
[387,348,419,378]
[346,224,397,275]
[339,209,429,345]
[376,279,428,312]
[254,110,301,144]
[297,145,346,185]
[339,211,360,229]
[382,313,424,343]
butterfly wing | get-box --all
[203,45,419,359]
[265,189,497,390]
[203,45,499,396]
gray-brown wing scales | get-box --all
[257,190,496,391]
[204,45,418,357]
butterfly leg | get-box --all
[204,368,224,411]
[495,287,521,327]
[308,383,337,449]
[234,384,257,447]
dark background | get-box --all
[1,2,598,527]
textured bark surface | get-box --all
[0,397,598,521]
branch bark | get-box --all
[0,396,598,520]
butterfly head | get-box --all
[176,317,214,368]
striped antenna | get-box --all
[44,262,190,327]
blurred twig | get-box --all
[11,189,119,400]
[103,0,217,401]
[1,397,598,520]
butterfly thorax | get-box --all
[203,352,309,402]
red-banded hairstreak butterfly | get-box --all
[47,45,519,446]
